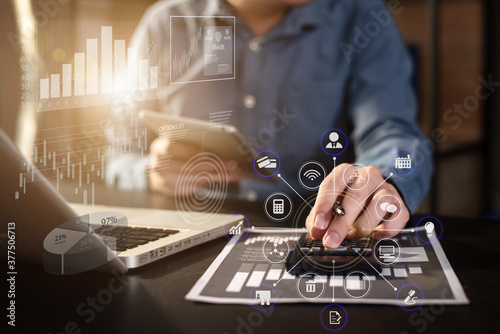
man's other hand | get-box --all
[148,138,244,196]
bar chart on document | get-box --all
[36,22,159,112]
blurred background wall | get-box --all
[1,0,498,219]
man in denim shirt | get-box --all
[123,0,433,248]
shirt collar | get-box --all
[216,0,334,39]
[282,0,334,35]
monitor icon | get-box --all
[379,245,395,259]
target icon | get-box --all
[175,152,228,225]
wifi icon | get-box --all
[298,161,326,190]
[304,169,321,180]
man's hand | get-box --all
[148,138,245,196]
[305,163,409,248]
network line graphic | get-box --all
[172,27,203,79]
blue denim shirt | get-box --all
[127,0,433,212]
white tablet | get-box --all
[139,110,276,180]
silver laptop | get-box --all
[0,128,242,273]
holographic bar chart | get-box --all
[37,23,159,112]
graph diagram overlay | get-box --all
[170,16,235,84]
[36,21,159,112]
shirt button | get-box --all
[249,39,261,53]
[246,190,258,202]
[243,95,256,109]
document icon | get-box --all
[329,311,342,325]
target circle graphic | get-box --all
[175,152,228,225]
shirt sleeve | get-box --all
[346,3,434,212]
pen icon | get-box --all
[404,289,417,305]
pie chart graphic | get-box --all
[43,211,127,275]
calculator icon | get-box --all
[273,199,284,214]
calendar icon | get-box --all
[273,199,284,214]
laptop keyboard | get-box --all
[92,225,180,252]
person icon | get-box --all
[212,30,225,50]
[325,132,343,149]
